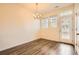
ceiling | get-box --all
[20,3,72,14]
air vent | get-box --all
[55,6,59,8]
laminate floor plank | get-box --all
[10,39,49,55]
[0,39,42,55]
[0,39,75,55]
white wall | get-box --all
[0,4,40,51]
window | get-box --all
[76,15,79,41]
[49,16,57,28]
[76,7,79,41]
[40,18,48,28]
[40,16,57,28]
[60,10,72,16]
[77,16,79,33]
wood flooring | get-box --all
[0,39,75,55]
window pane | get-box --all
[60,10,72,16]
[77,35,79,41]
[61,16,72,39]
[77,15,79,41]
[49,16,57,28]
[41,18,48,28]
[77,16,79,33]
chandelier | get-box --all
[33,3,42,19]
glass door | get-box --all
[60,10,73,44]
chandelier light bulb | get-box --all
[33,3,42,19]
